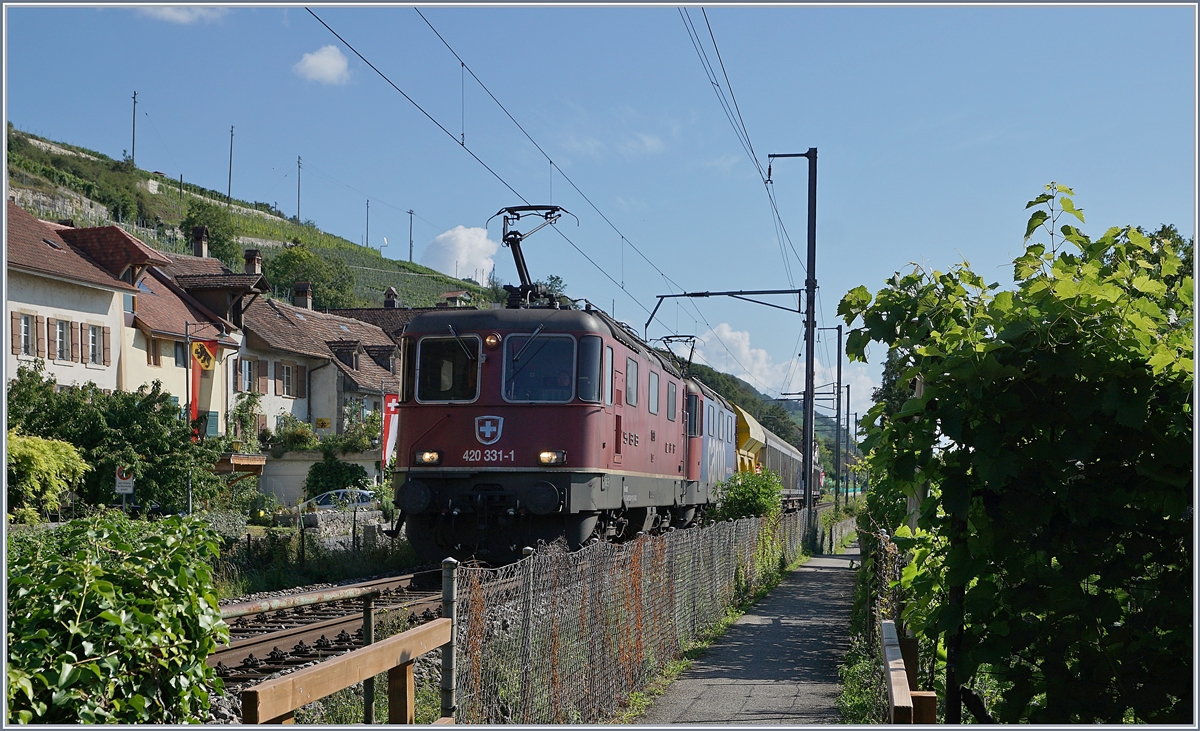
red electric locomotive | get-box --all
[393,207,722,563]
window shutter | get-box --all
[72,322,81,362]
[256,414,268,434]
[207,411,219,437]
[296,365,307,398]
[10,312,20,355]
[102,326,112,366]
[47,318,57,358]
[275,361,283,396]
[35,316,46,358]
[233,358,241,392]
[257,360,268,394]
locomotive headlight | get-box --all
[484,333,502,349]
[415,450,442,465]
[538,450,567,465]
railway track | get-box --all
[210,572,444,683]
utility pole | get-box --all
[768,148,818,536]
[297,156,302,224]
[408,209,414,262]
[227,126,234,207]
[365,199,370,248]
[131,91,137,166]
[844,385,852,506]
[834,326,842,514]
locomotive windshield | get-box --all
[503,334,575,402]
[417,336,480,402]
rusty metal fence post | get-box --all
[518,546,535,722]
[441,557,458,721]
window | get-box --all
[89,326,101,364]
[707,404,714,436]
[729,415,735,443]
[20,314,33,356]
[147,337,161,366]
[175,341,187,368]
[687,393,700,437]
[503,334,575,403]
[241,359,255,392]
[667,382,677,421]
[416,336,479,402]
[648,372,659,414]
[206,410,219,437]
[399,337,415,403]
[604,346,614,406]
[625,358,639,406]
[577,336,602,403]
[282,364,294,397]
[55,321,68,361]
[123,294,135,313]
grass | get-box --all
[609,550,813,724]
[212,534,424,599]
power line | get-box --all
[412,9,778,395]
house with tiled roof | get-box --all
[239,287,399,438]
[326,286,444,344]
[6,201,135,390]
[7,206,254,437]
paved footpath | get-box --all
[638,543,860,725]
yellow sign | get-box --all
[315,418,331,429]
[191,341,216,370]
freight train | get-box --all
[392,206,815,563]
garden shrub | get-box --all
[197,509,248,542]
[710,470,783,521]
[304,455,370,500]
[6,511,228,723]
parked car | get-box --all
[297,489,379,512]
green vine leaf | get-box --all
[1024,210,1048,241]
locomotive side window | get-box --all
[626,358,639,406]
[416,336,479,402]
[503,334,575,403]
[667,382,677,421]
[686,393,700,437]
[578,336,602,403]
[399,336,415,403]
[648,372,660,414]
[708,404,714,436]
[604,346,614,406]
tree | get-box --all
[264,244,358,308]
[838,184,1192,723]
[6,430,89,521]
[7,365,225,510]
[181,198,239,266]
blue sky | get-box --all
[5,5,1196,417]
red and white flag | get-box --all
[381,393,400,467]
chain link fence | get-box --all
[452,509,846,724]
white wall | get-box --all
[6,270,122,390]
[258,451,385,507]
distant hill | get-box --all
[5,124,492,308]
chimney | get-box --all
[294,281,313,310]
[383,286,398,309]
[244,248,262,275]
[192,225,209,258]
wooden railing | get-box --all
[242,558,460,724]
[880,620,937,723]
[242,617,453,724]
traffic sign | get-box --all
[115,465,134,495]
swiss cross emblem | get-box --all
[475,416,503,445]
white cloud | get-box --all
[420,226,499,282]
[617,133,664,157]
[135,7,227,24]
[293,45,350,85]
[690,322,878,417]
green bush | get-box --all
[6,430,89,519]
[710,470,783,521]
[6,512,228,723]
[305,455,370,500]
